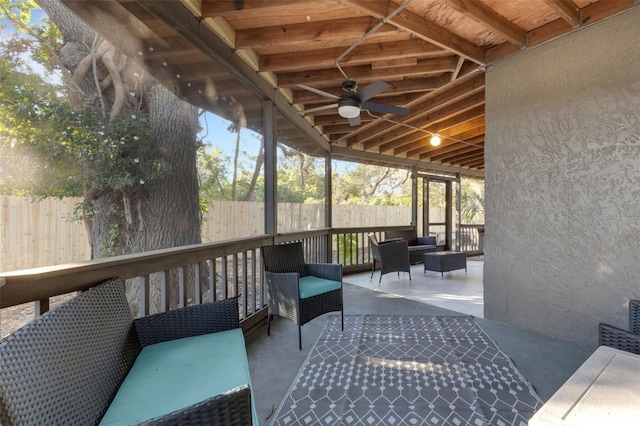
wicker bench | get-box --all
[0,278,257,425]
[385,229,444,264]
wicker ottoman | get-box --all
[423,251,467,277]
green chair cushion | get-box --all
[299,276,341,299]
[100,328,257,425]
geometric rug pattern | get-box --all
[270,315,543,426]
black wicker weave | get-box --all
[0,279,140,425]
[262,242,344,350]
[0,279,254,426]
[134,296,240,347]
[598,323,640,355]
[629,300,639,334]
[598,299,640,355]
[368,233,411,284]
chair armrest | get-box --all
[307,263,343,282]
[134,298,240,347]
[598,323,640,355]
[417,236,437,246]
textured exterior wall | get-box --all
[484,8,640,348]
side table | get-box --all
[423,251,467,277]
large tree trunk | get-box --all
[37,0,202,312]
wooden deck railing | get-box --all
[0,225,483,337]
[459,224,484,255]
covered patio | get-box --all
[1,0,639,424]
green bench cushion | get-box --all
[299,276,341,299]
[100,328,256,425]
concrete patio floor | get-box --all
[245,258,593,426]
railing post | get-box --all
[411,166,418,231]
[34,298,49,318]
[264,100,276,235]
[325,155,333,262]
[139,275,150,317]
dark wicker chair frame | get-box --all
[598,299,640,355]
[261,242,343,350]
[0,279,253,426]
[368,233,412,285]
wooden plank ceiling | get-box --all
[63,0,637,176]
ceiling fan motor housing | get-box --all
[341,79,358,92]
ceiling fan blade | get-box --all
[362,101,409,116]
[297,84,340,100]
[300,103,338,115]
[354,80,391,103]
[348,115,361,127]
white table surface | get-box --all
[529,345,640,425]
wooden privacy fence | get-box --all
[2,196,428,272]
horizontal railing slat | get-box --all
[0,225,482,338]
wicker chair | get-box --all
[368,233,411,285]
[261,242,343,350]
[598,300,640,355]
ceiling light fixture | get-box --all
[364,110,484,149]
[337,99,361,118]
[430,135,442,146]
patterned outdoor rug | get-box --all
[270,315,543,426]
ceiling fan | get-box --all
[298,79,409,126]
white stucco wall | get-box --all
[484,8,640,348]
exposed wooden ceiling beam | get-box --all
[446,0,527,47]
[456,152,484,167]
[438,117,485,139]
[346,73,485,146]
[438,151,485,167]
[365,95,484,151]
[428,141,484,162]
[485,0,635,63]
[201,0,311,17]
[260,39,446,72]
[397,120,484,158]
[277,57,456,88]
[412,135,484,159]
[383,106,484,154]
[417,127,486,157]
[321,122,362,135]
[341,0,485,65]
[235,16,398,49]
[544,0,582,28]
[331,145,484,177]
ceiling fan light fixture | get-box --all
[430,135,442,146]
[338,104,360,118]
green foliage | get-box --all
[461,178,485,224]
[277,147,324,203]
[0,63,166,200]
[335,233,358,266]
[198,144,265,202]
[0,3,168,204]
[333,162,411,206]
